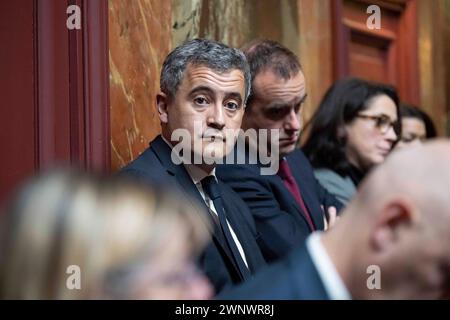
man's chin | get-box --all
[196,146,226,164]
[279,144,296,157]
[204,141,233,154]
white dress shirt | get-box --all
[161,136,249,268]
[306,232,351,300]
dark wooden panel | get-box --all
[0,0,36,203]
[349,31,391,84]
[80,0,110,171]
[333,0,419,105]
[0,0,110,204]
[36,0,71,169]
[396,0,420,105]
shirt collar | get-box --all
[161,135,215,184]
[306,232,351,300]
[184,164,216,185]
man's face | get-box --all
[243,70,307,158]
[159,64,246,167]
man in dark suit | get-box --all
[217,40,343,263]
[218,240,331,300]
[120,39,266,294]
[220,141,450,299]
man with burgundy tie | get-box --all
[217,40,344,263]
[121,39,266,294]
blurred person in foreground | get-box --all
[0,169,212,299]
[220,140,450,299]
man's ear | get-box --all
[370,199,415,252]
[157,92,169,124]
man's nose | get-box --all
[284,109,301,132]
[207,102,225,130]
[385,125,398,142]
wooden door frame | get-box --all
[331,0,420,105]
[35,0,110,172]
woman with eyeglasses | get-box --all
[302,78,401,205]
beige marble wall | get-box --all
[109,0,449,171]
[297,0,333,126]
[442,0,450,136]
[109,0,171,171]
[171,0,325,136]
[172,0,299,53]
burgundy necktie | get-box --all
[277,159,316,231]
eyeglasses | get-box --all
[355,113,399,135]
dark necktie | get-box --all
[277,159,316,231]
[201,176,251,280]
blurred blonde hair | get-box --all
[0,169,210,299]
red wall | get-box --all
[0,0,110,204]
[0,0,36,202]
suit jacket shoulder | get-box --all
[120,135,266,293]
[217,147,343,263]
[218,242,329,300]
[287,149,345,215]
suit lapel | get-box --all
[150,136,205,204]
[287,154,324,230]
[255,144,318,230]
[272,173,314,229]
[150,136,242,275]
[219,182,259,272]
[252,145,309,230]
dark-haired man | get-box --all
[217,40,343,263]
[121,39,266,294]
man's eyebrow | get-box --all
[267,103,289,110]
[267,93,308,110]
[189,86,243,103]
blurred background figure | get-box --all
[0,169,212,300]
[303,78,401,205]
[396,103,437,149]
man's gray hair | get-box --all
[160,38,251,104]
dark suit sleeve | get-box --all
[119,165,171,187]
[218,165,309,262]
[217,243,329,300]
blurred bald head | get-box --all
[357,140,450,221]
[323,140,450,299]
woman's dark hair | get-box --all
[400,103,437,138]
[302,78,400,176]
